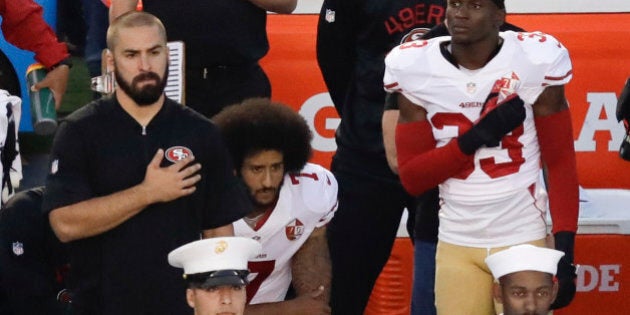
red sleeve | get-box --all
[396,120,474,196]
[0,0,69,68]
[535,109,579,233]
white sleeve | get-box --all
[515,32,573,104]
[298,163,338,228]
[0,90,22,205]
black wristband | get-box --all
[554,231,576,262]
[384,93,399,110]
[50,57,73,70]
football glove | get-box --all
[550,231,577,310]
[458,93,525,155]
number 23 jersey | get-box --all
[234,163,338,304]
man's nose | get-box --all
[138,54,151,71]
[219,288,232,305]
[453,5,469,18]
[262,170,273,187]
[523,295,537,313]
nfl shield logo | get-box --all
[325,9,335,23]
[51,159,59,174]
[12,241,24,256]
[467,82,476,94]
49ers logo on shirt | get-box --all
[285,219,304,241]
[165,146,193,163]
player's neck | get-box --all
[115,91,165,127]
[244,205,275,230]
[450,36,503,70]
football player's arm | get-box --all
[532,85,578,234]
[382,26,452,175]
[49,150,201,243]
[245,226,331,315]
[396,94,473,196]
[382,93,400,174]
[109,0,138,22]
[249,0,297,14]
[533,84,579,309]
[291,226,331,303]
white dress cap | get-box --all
[168,236,261,275]
[485,244,565,280]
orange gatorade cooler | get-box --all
[553,189,630,315]
[364,211,414,315]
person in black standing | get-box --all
[43,12,251,315]
[109,0,297,118]
[316,1,446,313]
[0,187,71,315]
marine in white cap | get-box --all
[485,244,565,315]
[168,237,262,315]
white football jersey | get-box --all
[234,163,338,304]
[0,90,22,206]
[384,31,572,247]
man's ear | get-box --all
[493,282,504,304]
[494,9,506,29]
[105,49,115,72]
[551,280,560,303]
[186,288,196,308]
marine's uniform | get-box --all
[142,0,271,118]
[316,1,446,312]
[384,30,573,314]
[234,163,337,304]
[42,96,251,315]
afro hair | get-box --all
[212,98,313,173]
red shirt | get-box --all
[0,0,69,68]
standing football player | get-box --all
[384,0,578,313]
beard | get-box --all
[250,187,280,208]
[115,66,168,106]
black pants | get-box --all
[184,63,271,118]
[328,157,416,315]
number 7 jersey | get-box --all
[234,163,338,304]
[383,31,573,247]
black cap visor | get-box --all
[185,269,249,289]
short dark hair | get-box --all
[212,98,312,173]
[107,11,167,50]
[491,0,505,9]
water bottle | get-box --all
[26,63,57,135]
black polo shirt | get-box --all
[43,96,251,315]
[142,0,268,68]
[0,187,68,315]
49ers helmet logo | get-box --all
[285,219,304,241]
[400,27,430,44]
[165,146,193,163]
